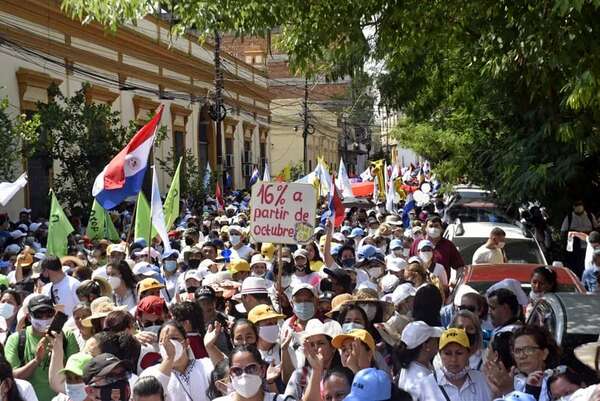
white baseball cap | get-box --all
[234,277,269,299]
[379,274,400,294]
[401,321,443,349]
[391,283,417,305]
[302,318,343,341]
[291,283,317,298]
[387,257,407,273]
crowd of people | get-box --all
[0,198,598,401]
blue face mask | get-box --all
[163,260,178,272]
[341,258,355,268]
[293,302,315,321]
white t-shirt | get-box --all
[290,272,320,287]
[214,393,286,401]
[42,275,81,316]
[232,244,254,260]
[472,245,504,265]
[419,368,492,401]
[140,358,213,401]
[398,362,432,401]
[17,378,39,401]
[429,262,449,286]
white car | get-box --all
[444,221,548,265]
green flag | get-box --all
[162,158,181,231]
[134,192,151,244]
[105,211,120,242]
[47,191,74,257]
[86,199,106,240]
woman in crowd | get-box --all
[420,328,492,400]
[0,289,20,334]
[512,325,560,401]
[0,355,35,401]
[403,260,430,290]
[289,319,343,401]
[526,266,558,318]
[449,309,484,370]
[71,302,93,349]
[107,260,138,310]
[412,284,443,327]
[248,305,284,367]
[231,318,258,347]
[215,345,290,401]
[396,321,442,401]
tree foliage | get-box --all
[0,95,40,182]
[60,0,600,217]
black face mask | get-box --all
[98,379,130,401]
[187,286,198,294]
[39,275,51,284]
[188,260,201,269]
[341,259,355,268]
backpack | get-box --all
[17,330,68,367]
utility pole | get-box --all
[301,77,315,173]
[209,30,226,186]
[302,78,309,173]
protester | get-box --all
[472,227,507,265]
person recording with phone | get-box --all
[4,294,79,401]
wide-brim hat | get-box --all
[61,256,84,268]
[574,341,600,371]
[325,293,353,318]
[374,313,411,347]
[82,297,127,327]
[350,288,395,321]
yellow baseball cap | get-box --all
[248,304,285,324]
[439,328,470,350]
[229,259,250,274]
[331,329,376,352]
[137,278,165,296]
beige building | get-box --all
[0,0,271,219]
[222,35,349,176]
[379,108,420,166]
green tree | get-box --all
[61,0,600,217]
[31,83,166,212]
[156,148,216,212]
[0,95,40,182]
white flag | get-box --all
[0,173,27,207]
[203,162,211,189]
[386,175,396,213]
[150,166,172,253]
[337,158,354,198]
[263,161,271,182]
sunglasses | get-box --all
[458,305,477,313]
[229,363,260,377]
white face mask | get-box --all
[393,249,403,257]
[342,322,364,333]
[230,235,241,246]
[231,373,263,398]
[30,317,52,333]
[427,227,442,239]
[497,242,506,249]
[108,276,122,290]
[65,383,87,401]
[159,339,184,362]
[402,248,410,257]
[419,251,433,263]
[359,303,377,321]
[368,267,384,280]
[0,303,15,319]
[368,228,378,236]
[258,325,279,343]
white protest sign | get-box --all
[250,182,316,244]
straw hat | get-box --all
[351,288,395,321]
[325,293,353,318]
[374,313,412,347]
[82,297,127,327]
[61,256,84,268]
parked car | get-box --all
[444,222,548,265]
[444,185,494,205]
[448,264,585,306]
[443,201,513,225]
[527,293,600,375]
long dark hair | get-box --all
[170,301,206,335]
[394,341,424,370]
[491,331,515,370]
[412,285,442,326]
[206,359,229,400]
[110,261,137,290]
[531,266,558,292]
[0,356,24,401]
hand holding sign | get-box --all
[250,182,316,245]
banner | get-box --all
[0,173,27,207]
[47,192,74,257]
[162,158,181,231]
[134,192,151,243]
[250,182,316,245]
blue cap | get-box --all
[162,249,180,259]
[389,239,403,250]
[501,392,536,401]
[343,368,391,401]
[331,244,343,256]
[133,237,147,248]
[348,228,365,238]
[357,245,377,262]
[417,239,434,251]
[340,225,352,234]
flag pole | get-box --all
[124,198,137,254]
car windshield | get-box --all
[453,237,546,264]
[445,206,512,224]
